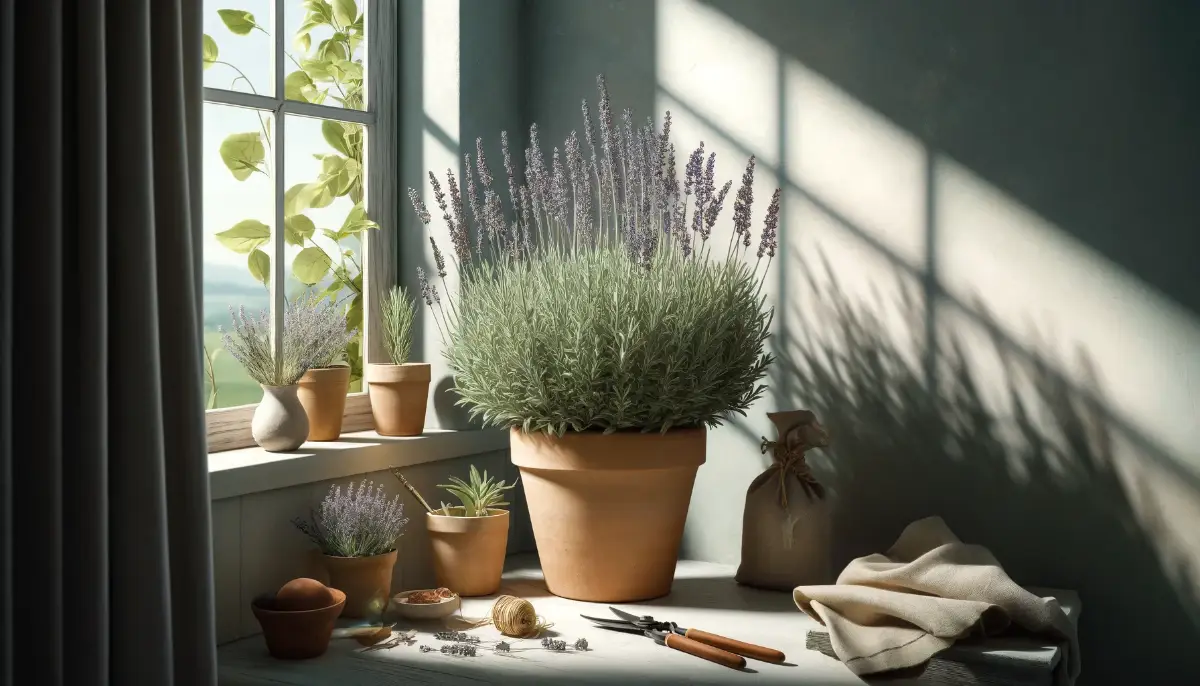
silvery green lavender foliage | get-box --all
[221,294,358,386]
[380,285,416,364]
[293,480,409,558]
[407,75,779,436]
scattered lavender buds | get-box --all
[541,638,567,652]
[495,641,512,654]
[574,638,590,651]
[442,644,477,657]
[292,480,409,558]
[434,631,479,643]
[419,645,434,653]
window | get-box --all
[202,0,395,451]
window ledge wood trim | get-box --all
[208,428,508,501]
[207,394,376,454]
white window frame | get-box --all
[203,0,397,452]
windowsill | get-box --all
[207,429,509,500]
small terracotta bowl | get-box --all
[391,589,461,620]
[251,588,346,659]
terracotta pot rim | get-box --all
[511,426,706,437]
[426,508,509,519]
[367,361,431,367]
[320,549,397,561]
[252,589,346,616]
[510,427,706,471]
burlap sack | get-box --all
[735,409,833,592]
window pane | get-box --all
[283,114,371,390]
[203,103,276,409]
[285,0,367,110]
[203,1,273,96]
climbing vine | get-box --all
[204,0,376,407]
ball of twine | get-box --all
[490,595,550,638]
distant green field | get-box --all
[203,329,261,408]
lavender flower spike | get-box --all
[417,266,432,306]
[430,237,447,278]
[476,137,494,189]
[731,155,756,242]
[758,187,781,259]
[407,188,431,225]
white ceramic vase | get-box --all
[252,384,310,452]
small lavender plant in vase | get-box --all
[293,480,410,618]
[391,466,516,596]
[222,295,356,451]
[407,76,777,602]
[365,286,430,436]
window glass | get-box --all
[285,0,368,110]
[202,103,276,409]
[284,114,370,389]
[203,0,273,96]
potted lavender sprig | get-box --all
[293,480,410,619]
[221,295,358,451]
[406,76,778,602]
[365,285,430,436]
[295,296,359,441]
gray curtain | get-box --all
[0,0,216,685]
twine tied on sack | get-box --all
[759,412,830,507]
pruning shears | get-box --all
[581,607,786,669]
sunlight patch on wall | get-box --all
[784,58,928,271]
[655,89,781,265]
[655,0,780,167]
[936,157,1200,472]
[423,0,459,139]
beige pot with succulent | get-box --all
[393,466,516,597]
[293,479,411,619]
[366,286,430,436]
[222,296,358,452]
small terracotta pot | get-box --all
[252,385,309,452]
[321,549,398,618]
[365,362,430,436]
[510,427,705,602]
[426,508,510,597]
[296,365,350,441]
[251,588,346,659]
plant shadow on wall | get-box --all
[776,252,1200,670]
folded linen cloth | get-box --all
[793,517,1080,685]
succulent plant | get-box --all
[436,465,517,517]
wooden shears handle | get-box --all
[684,628,786,664]
[663,633,747,669]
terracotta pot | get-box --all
[251,588,346,659]
[251,385,309,452]
[322,549,398,618]
[510,427,706,602]
[296,365,350,441]
[365,363,430,436]
[426,508,510,596]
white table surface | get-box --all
[218,553,879,685]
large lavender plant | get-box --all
[406,75,779,435]
[293,480,409,558]
[221,294,357,387]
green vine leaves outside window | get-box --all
[203,0,378,407]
